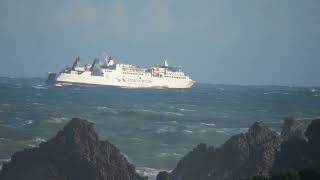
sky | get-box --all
[0,0,319,86]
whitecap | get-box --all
[155,121,178,124]
[200,122,216,126]
[155,126,177,134]
[0,158,11,170]
[32,84,48,89]
[24,120,34,126]
[156,152,182,158]
[96,106,118,114]
[164,111,184,117]
[136,167,169,180]
[182,130,193,134]
[32,102,44,106]
[179,108,196,112]
[47,117,68,124]
[216,128,249,135]
[35,137,46,143]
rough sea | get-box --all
[0,77,319,179]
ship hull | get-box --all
[54,72,195,89]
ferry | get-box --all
[47,55,195,88]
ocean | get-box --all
[0,77,319,179]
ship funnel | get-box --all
[107,56,115,66]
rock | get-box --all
[169,122,281,180]
[305,119,320,172]
[281,117,305,141]
[273,118,320,174]
[170,143,216,180]
[272,136,308,172]
[219,122,281,178]
[156,171,171,180]
[0,118,145,180]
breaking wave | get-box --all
[136,167,168,180]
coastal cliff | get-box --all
[0,118,146,180]
[157,118,320,180]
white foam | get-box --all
[32,102,44,106]
[136,167,168,180]
[32,85,48,90]
[47,117,68,124]
[179,108,196,112]
[156,152,182,158]
[164,111,184,117]
[0,158,11,170]
[182,130,193,134]
[216,128,249,135]
[24,120,34,126]
[200,122,216,126]
[35,137,46,143]
[156,126,177,134]
[96,106,118,114]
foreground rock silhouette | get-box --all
[157,118,320,180]
[0,118,146,180]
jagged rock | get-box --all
[156,171,171,180]
[272,136,308,172]
[0,118,145,180]
[281,117,305,141]
[219,122,281,178]
[170,143,216,180]
[305,119,320,172]
[169,122,281,180]
[273,118,320,174]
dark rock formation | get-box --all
[167,122,281,180]
[161,118,320,180]
[281,117,305,141]
[242,169,320,180]
[304,119,320,172]
[273,118,320,173]
[0,118,146,180]
[156,171,171,180]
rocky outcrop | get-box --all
[0,118,146,180]
[159,118,320,180]
[273,118,320,173]
[156,171,171,180]
[281,117,305,141]
[304,119,320,172]
[167,122,281,180]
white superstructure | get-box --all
[47,55,195,88]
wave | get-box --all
[96,106,118,114]
[182,130,193,134]
[155,121,178,124]
[200,122,216,126]
[28,137,47,148]
[32,102,44,106]
[155,126,177,134]
[47,117,69,124]
[0,158,11,170]
[122,108,184,117]
[216,127,249,135]
[32,85,47,90]
[136,167,168,180]
[156,152,182,158]
[179,108,196,112]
